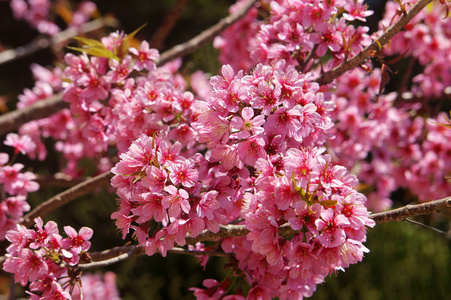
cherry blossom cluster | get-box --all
[329,67,451,210]
[111,133,226,256]
[199,147,374,299]
[110,61,375,298]
[17,31,168,176]
[4,0,449,298]
[195,62,336,156]
[16,62,95,176]
[111,61,337,250]
[213,0,262,72]
[213,0,451,212]
[379,0,451,98]
[3,217,94,299]
[60,31,207,175]
[17,63,64,162]
[0,134,40,239]
[7,0,97,35]
[215,0,373,72]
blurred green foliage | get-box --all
[313,221,451,300]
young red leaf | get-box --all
[378,64,391,97]
[386,47,411,65]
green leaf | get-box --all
[319,200,338,207]
[117,23,147,58]
[432,112,451,129]
[67,46,115,59]
[386,47,411,65]
[73,36,106,48]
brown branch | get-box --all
[1,196,450,268]
[88,244,145,262]
[78,246,229,270]
[149,0,191,50]
[369,196,451,224]
[21,171,113,228]
[74,196,451,269]
[0,93,68,136]
[78,245,143,270]
[0,17,120,66]
[168,247,230,257]
[185,224,250,244]
[156,0,258,66]
[316,0,433,85]
[35,173,85,188]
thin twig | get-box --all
[316,0,433,85]
[404,218,446,234]
[149,0,191,50]
[297,45,318,73]
[394,85,451,109]
[21,171,113,228]
[156,0,258,66]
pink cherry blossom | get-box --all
[162,185,191,218]
[62,226,93,254]
[167,160,198,188]
[4,133,37,155]
[230,107,265,139]
[130,40,159,71]
[315,208,350,248]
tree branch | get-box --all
[316,0,433,85]
[1,196,450,268]
[78,246,229,270]
[156,0,258,66]
[78,246,143,270]
[149,0,191,50]
[0,17,120,66]
[369,196,451,224]
[0,93,68,136]
[21,171,113,228]
[393,85,451,110]
[35,173,85,188]
[168,247,230,257]
[73,196,451,269]
[185,224,250,244]
[88,244,145,263]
